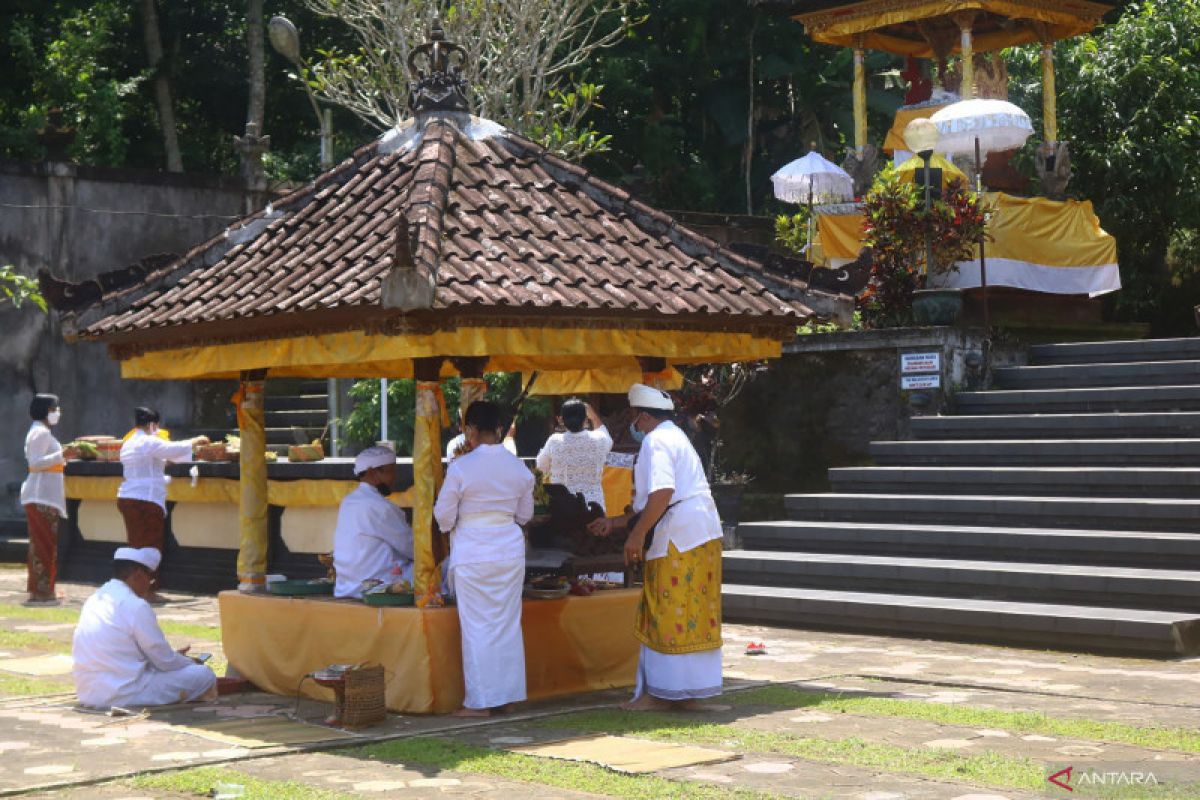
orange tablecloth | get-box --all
[219,588,639,714]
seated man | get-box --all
[73,547,217,709]
[333,446,415,599]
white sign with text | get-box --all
[900,352,940,374]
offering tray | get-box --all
[267,578,334,596]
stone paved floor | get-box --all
[1,566,1197,799]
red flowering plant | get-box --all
[861,165,988,327]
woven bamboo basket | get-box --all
[340,664,386,729]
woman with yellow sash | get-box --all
[21,394,66,606]
[589,384,724,711]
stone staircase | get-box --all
[265,379,332,454]
[723,336,1200,656]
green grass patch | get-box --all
[0,602,78,623]
[0,673,73,697]
[132,766,357,800]
[159,621,222,642]
[731,685,1200,753]
[359,736,782,799]
[537,710,1044,791]
[0,628,70,652]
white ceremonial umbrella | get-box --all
[770,151,855,204]
[929,98,1033,158]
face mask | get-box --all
[47,410,61,425]
[629,420,645,444]
[375,482,393,498]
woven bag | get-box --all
[340,664,386,729]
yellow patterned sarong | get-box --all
[634,539,723,655]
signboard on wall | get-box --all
[900,352,940,374]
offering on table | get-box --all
[63,440,100,461]
[94,438,123,462]
[524,575,570,600]
[288,439,325,462]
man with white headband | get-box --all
[332,446,414,599]
[589,383,725,711]
[73,547,217,709]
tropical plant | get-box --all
[0,266,46,311]
[860,166,987,327]
[677,362,766,484]
[343,374,550,454]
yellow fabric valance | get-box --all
[531,366,684,396]
[119,326,783,381]
[797,1,1107,57]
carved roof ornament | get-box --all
[408,20,469,115]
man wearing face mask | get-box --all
[332,446,414,599]
[117,407,209,604]
[589,383,724,711]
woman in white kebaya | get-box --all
[434,400,534,717]
[535,398,612,511]
[21,393,66,605]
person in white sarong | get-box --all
[333,446,414,599]
[73,547,217,709]
[589,383,725,711]
[535,399,612,511]
[434,400,534,717]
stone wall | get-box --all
[719,327,1026,498]
[0,160,252,517]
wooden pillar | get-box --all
[1042,42,1058,144]
[412,357,446,606]
[852,38,867,159]
[235,369,268,591]
[953,12,977,100]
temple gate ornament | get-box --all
[408,20,470,115]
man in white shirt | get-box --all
[589,383,724,711]
[117,407,208,602]
[332,446,415,599]
[73,547,217,709]
[434,400,534,717]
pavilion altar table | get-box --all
[219,588,640,714]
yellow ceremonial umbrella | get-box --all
[896,153,967,189]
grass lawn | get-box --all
[133,767,359,800]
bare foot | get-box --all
[620,694,673,712]
[452,707,492,718]
[673,700,732,712]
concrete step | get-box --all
[1030,337,1200,366]
[265,409,328,428]
[869,438,1200,466]
[828,466,1200,498]
[911,412,1200,440]
[784,493,1200,532]
[722,584,1200,655]
[954,385,1200,414]
[735,520,1200,569]
[994,361,1200,390]
[266,394,330,412]
[723,550,1200,611]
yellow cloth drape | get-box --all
[815,212,867,263]
[459,377,487,418]
[885,104,951,153]
[234,381,268,587]
[412,381,444,607]
[66,475,415,508]
[1042,43,1057,143]
[219,589,639,714]
[853,47,867,156]
[796,1,1105,57]
[118,327,783,381]
[896,153,968,187]
[601,465,633,518]
[811,193,1119,291]
[635,540,723,655]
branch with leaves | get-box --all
[0,266,46,312]
[299,0,631,161]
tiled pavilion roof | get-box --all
[58,112,849,351]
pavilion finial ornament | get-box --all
[408,20,469,115]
